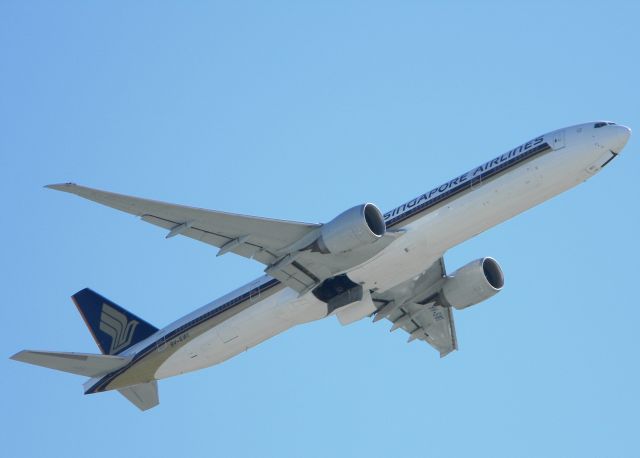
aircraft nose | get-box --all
[607,125,632,153]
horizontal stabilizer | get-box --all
[118,381,159,411]
[10,350,131,377]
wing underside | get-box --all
[47,183,324,291]
[47,183,401,293]
[46,183,318,262]
[372,258,458,357]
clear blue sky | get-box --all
[2,2,639,457]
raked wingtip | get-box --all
[9,350,27,362]
[45,182,78,191]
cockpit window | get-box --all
[594,122,616,128]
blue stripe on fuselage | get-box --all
[385,141,551,228]
[87,140,553,393]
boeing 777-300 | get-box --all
[11,121,631,410]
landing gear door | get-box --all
[551,129,565,150]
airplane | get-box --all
[11,121,631,410]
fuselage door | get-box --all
[470,166,483,190]
[156,334,168,352]
[551,129,565,150]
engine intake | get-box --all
[441,257,504,310]
[317,203,386,254]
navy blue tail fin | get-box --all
[72,288,158,355]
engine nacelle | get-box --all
[317,203,386,254]
[441,257,504,310]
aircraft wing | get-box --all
[47,182,320,265]
[47,183,400,293]
[371,258,458,357]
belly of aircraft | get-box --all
[154,288,327,379]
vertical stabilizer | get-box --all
[72,288,158,355]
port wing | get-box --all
[47,183,319,267]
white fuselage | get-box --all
[129,122,627,381]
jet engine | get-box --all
[317,203,386,254]
[441,257,504,310]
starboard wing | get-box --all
[372,258,458,357]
